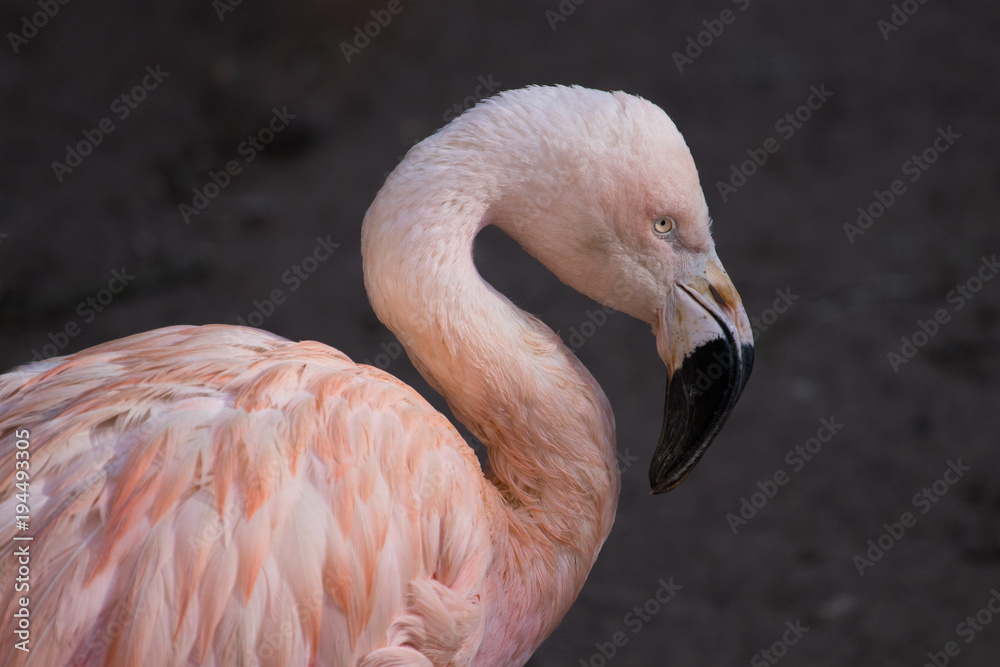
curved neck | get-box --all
[362,158,620,662]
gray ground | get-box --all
[1,0,999,664]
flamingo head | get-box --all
[459,86,755,493]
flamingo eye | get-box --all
[653,217,675,236]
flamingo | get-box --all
[0,85,753,666]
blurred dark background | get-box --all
[2,1,999,664]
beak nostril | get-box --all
[709,285,726,307]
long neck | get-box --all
[362,155,620,662]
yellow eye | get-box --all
[653,217,675,236]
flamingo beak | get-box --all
[650,252,754,494]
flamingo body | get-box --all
[0,85,753,666]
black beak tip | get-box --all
[648,337,754,494]
[649,473,687,495]
[648,447,708,494]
